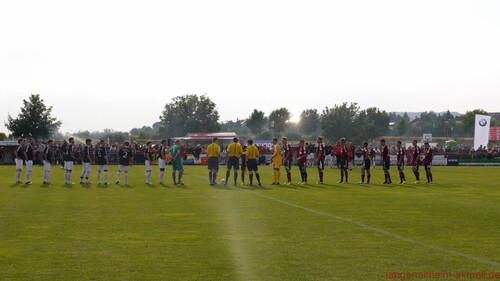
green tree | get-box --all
[159,94,220,138]
[0,132,7,140]
[395,118,409,136]
[461,109,489,136]
[245,109,266,135]
[269,108,291,134]
[298,109,320,135]
[320,102,359,142]
[5,94,62,140]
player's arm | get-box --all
[316,149,323,164]
[70,148,76,161]
[104,150,109,165]
[146,150,151,162]
[15,148,21,159]
[44,149,48,162]
[23,146,29,160]
[87,148,92,164]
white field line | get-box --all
[186,172,500,268]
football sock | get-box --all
[415,171,420,181]
[367,173,371,182]
[256,173,261,184]
[116,171,121,182]
[234,172,237,184]
[304,173,308,183]
[124,173,128,184]
[249,173,253,184]
[178,172,183,182]
[213,172,217,183]
[26,171,31,182]
[85,177,89,183]
[241,173,245,183]
[277,170,280,183]
[361,172,365,182]
[341,170,344,181]
[287,172,291,182]
[97,172,101,183]
[67,172,71,182]
[226,171,230,183]
[209,172,213,183]
[430,173,433,182]
[16,171,20,182]
[319,171,323,182]
[104,171,108,182]
[159,171,164,182]
[172,172,176,183]
[345,170,348,182]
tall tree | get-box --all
[5,94,62,140]
[320,102,359,142]
[395,118,409,136]
[269,108,291,134]
[245,109,266,135]
[461,109,489,136]
[299,109,320,135]
[159,94,220,138]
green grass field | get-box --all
[0,164,499,280]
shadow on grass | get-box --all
[120,184,135,188]
[212,184,232,190]
[159,183,171,188]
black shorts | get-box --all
[336,155,341,164]
[227,156,239,170]
[424,163,432,170]
[284,159,292,170]
[340,160,348,170]
[317,159,325,170]
[383,161,390,170]
[241,158,247,171]
[412,163,420,171]
[362,160,371,170]
[397,162,404,171]
[298,162,307,173]
[208,157,219,171]
[247,159,258,172]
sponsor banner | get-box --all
[474,114,491,149]
[490,127,500,141]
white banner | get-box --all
[474,114,491,150]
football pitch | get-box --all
[0,165,499,280]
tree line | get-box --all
[3,94,498,144]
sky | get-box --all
[1,0,500,134]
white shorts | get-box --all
[15,158,23,170]
[307,153,314,160]
[98,164,108,171]
[64,161,74,171]
[118,165,129,172]
[26,160,33,172]
[145,160,152,171]
[158,158,166,169]
[44,160,51,172]
[83,163,92,172]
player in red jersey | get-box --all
[423,142,434,184]
[282,137,293,185]
[315,137,325,184]
[411,139,422,184]
[380,139,392,184]
[297,140,308,184]
[239,139,248,185]
[358,142,371,184]
[396,141,407,184]
[338,138,349,183]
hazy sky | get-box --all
[1,0,499,134]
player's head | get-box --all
[272,138,278,144]
[100,139,105,146]
[212,137,218,144]
[86,138,92,145]
[299,140,304,147]
[69,137,74,144]
[282,137,287,144]
[124,141,130,147]
[161,139,166,145]
[247,139,253,145]
[233,137,238,143]
[380,139,386,146]
[424,142,429,148]
[363,142,368,148]
[239,139,244,145]
[175,139,181,145]
[47,139,53,146]
[340,138,345,145]
[412,139,418,146]
[317,137,322,143]
[146,141,152,147]
[18,138,24,145]
[397,140,402,147]
[28,138,34,145]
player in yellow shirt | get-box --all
[225,137,243,186]
[206,137,221,185]
[245,139,262,186]
[270,138,281,185]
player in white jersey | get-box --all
[80,139,93,184]
[96,139,109,185]
[14,138,25,184]
[158,139,168,184]
[43,140,54,184]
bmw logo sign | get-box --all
[479,119,488,127]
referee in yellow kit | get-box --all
[246,139,262,186]
[207,137,220,185]
[225,137,243,186]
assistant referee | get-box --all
[207,137,220,185]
